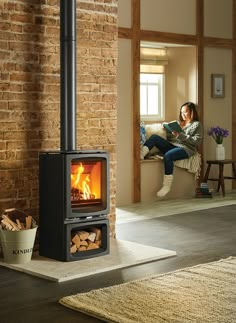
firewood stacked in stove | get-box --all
[0,208,35,231]
[70,228,102,253]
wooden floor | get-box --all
[1,193,236,323]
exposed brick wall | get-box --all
[0,0,118,237]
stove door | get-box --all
[66,153,109,218]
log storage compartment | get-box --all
[69,220,109,259]
[39,151,110,261]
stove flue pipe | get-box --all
[60,0,76,151]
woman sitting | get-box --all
[140,102,203,197]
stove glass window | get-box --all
[71,159,102,208]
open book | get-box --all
[163,120,183,133]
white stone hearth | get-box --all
[0,239,176,283]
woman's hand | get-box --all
[172,131,179,137]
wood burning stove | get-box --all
[39,0,110,261]
[39,151,110,261]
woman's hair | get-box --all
[179,102,199,121]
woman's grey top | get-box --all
[167,121,203,157]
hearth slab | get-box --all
[0,239,176,282]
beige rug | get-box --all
[59,256,236,322]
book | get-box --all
[195,190,212,196]
[195,194,213,198]
[195,187,209,194]
[162,120,183,133]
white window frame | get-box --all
[140,73,165,121]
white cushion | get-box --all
[145,123,167,140]
[143,123,166,156]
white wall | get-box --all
[117,39,133,206]
[204,0,232,38]
[141,0,196,34]
[118,0,131,28]
[165,47,197,121]
[203,47,232,190]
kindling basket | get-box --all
[0,209,37,264]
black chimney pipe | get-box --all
[60,0,76,151]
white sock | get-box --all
[157,175,173,197]
[140,146,149,160]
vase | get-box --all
[215,144,225,160]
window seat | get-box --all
[141,159,198,202]
[143,151,201,180]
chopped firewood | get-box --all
[80,240,88,247]
[71,234,81,248]
[70,244,77,253]
[0,209,36,231]
[2,215,20,231]
[3,208,16,213]
[16,219,23,230]
[25,216,32,229]
[1,219,14,231]
[78,246,87,251]
[87,242,99,250]
[69,228,103,254]
[91,228,102,240]
[78,230,90,241]
[87,232,96,242]
[95,240,102,247]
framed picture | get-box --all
[211,74,225,98]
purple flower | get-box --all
[208,126,229,144]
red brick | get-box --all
[0,0,118,236]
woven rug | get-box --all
[59,256,236,323]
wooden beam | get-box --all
[140,30,197,45]
[203,37,234,49]
[132,0,141,203]
[118,27,132,39]
[196,0,204,182]
[232,0,236,188]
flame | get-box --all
[82,175,91,199]
[71,161,101,201]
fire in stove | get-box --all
[39,151,110,261]
[71,160,102,206]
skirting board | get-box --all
[0,239,176,282]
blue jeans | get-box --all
[144,134,189,175]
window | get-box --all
[140,73,164,121]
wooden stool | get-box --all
[203,159,236,196]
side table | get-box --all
[203,159,236,196]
